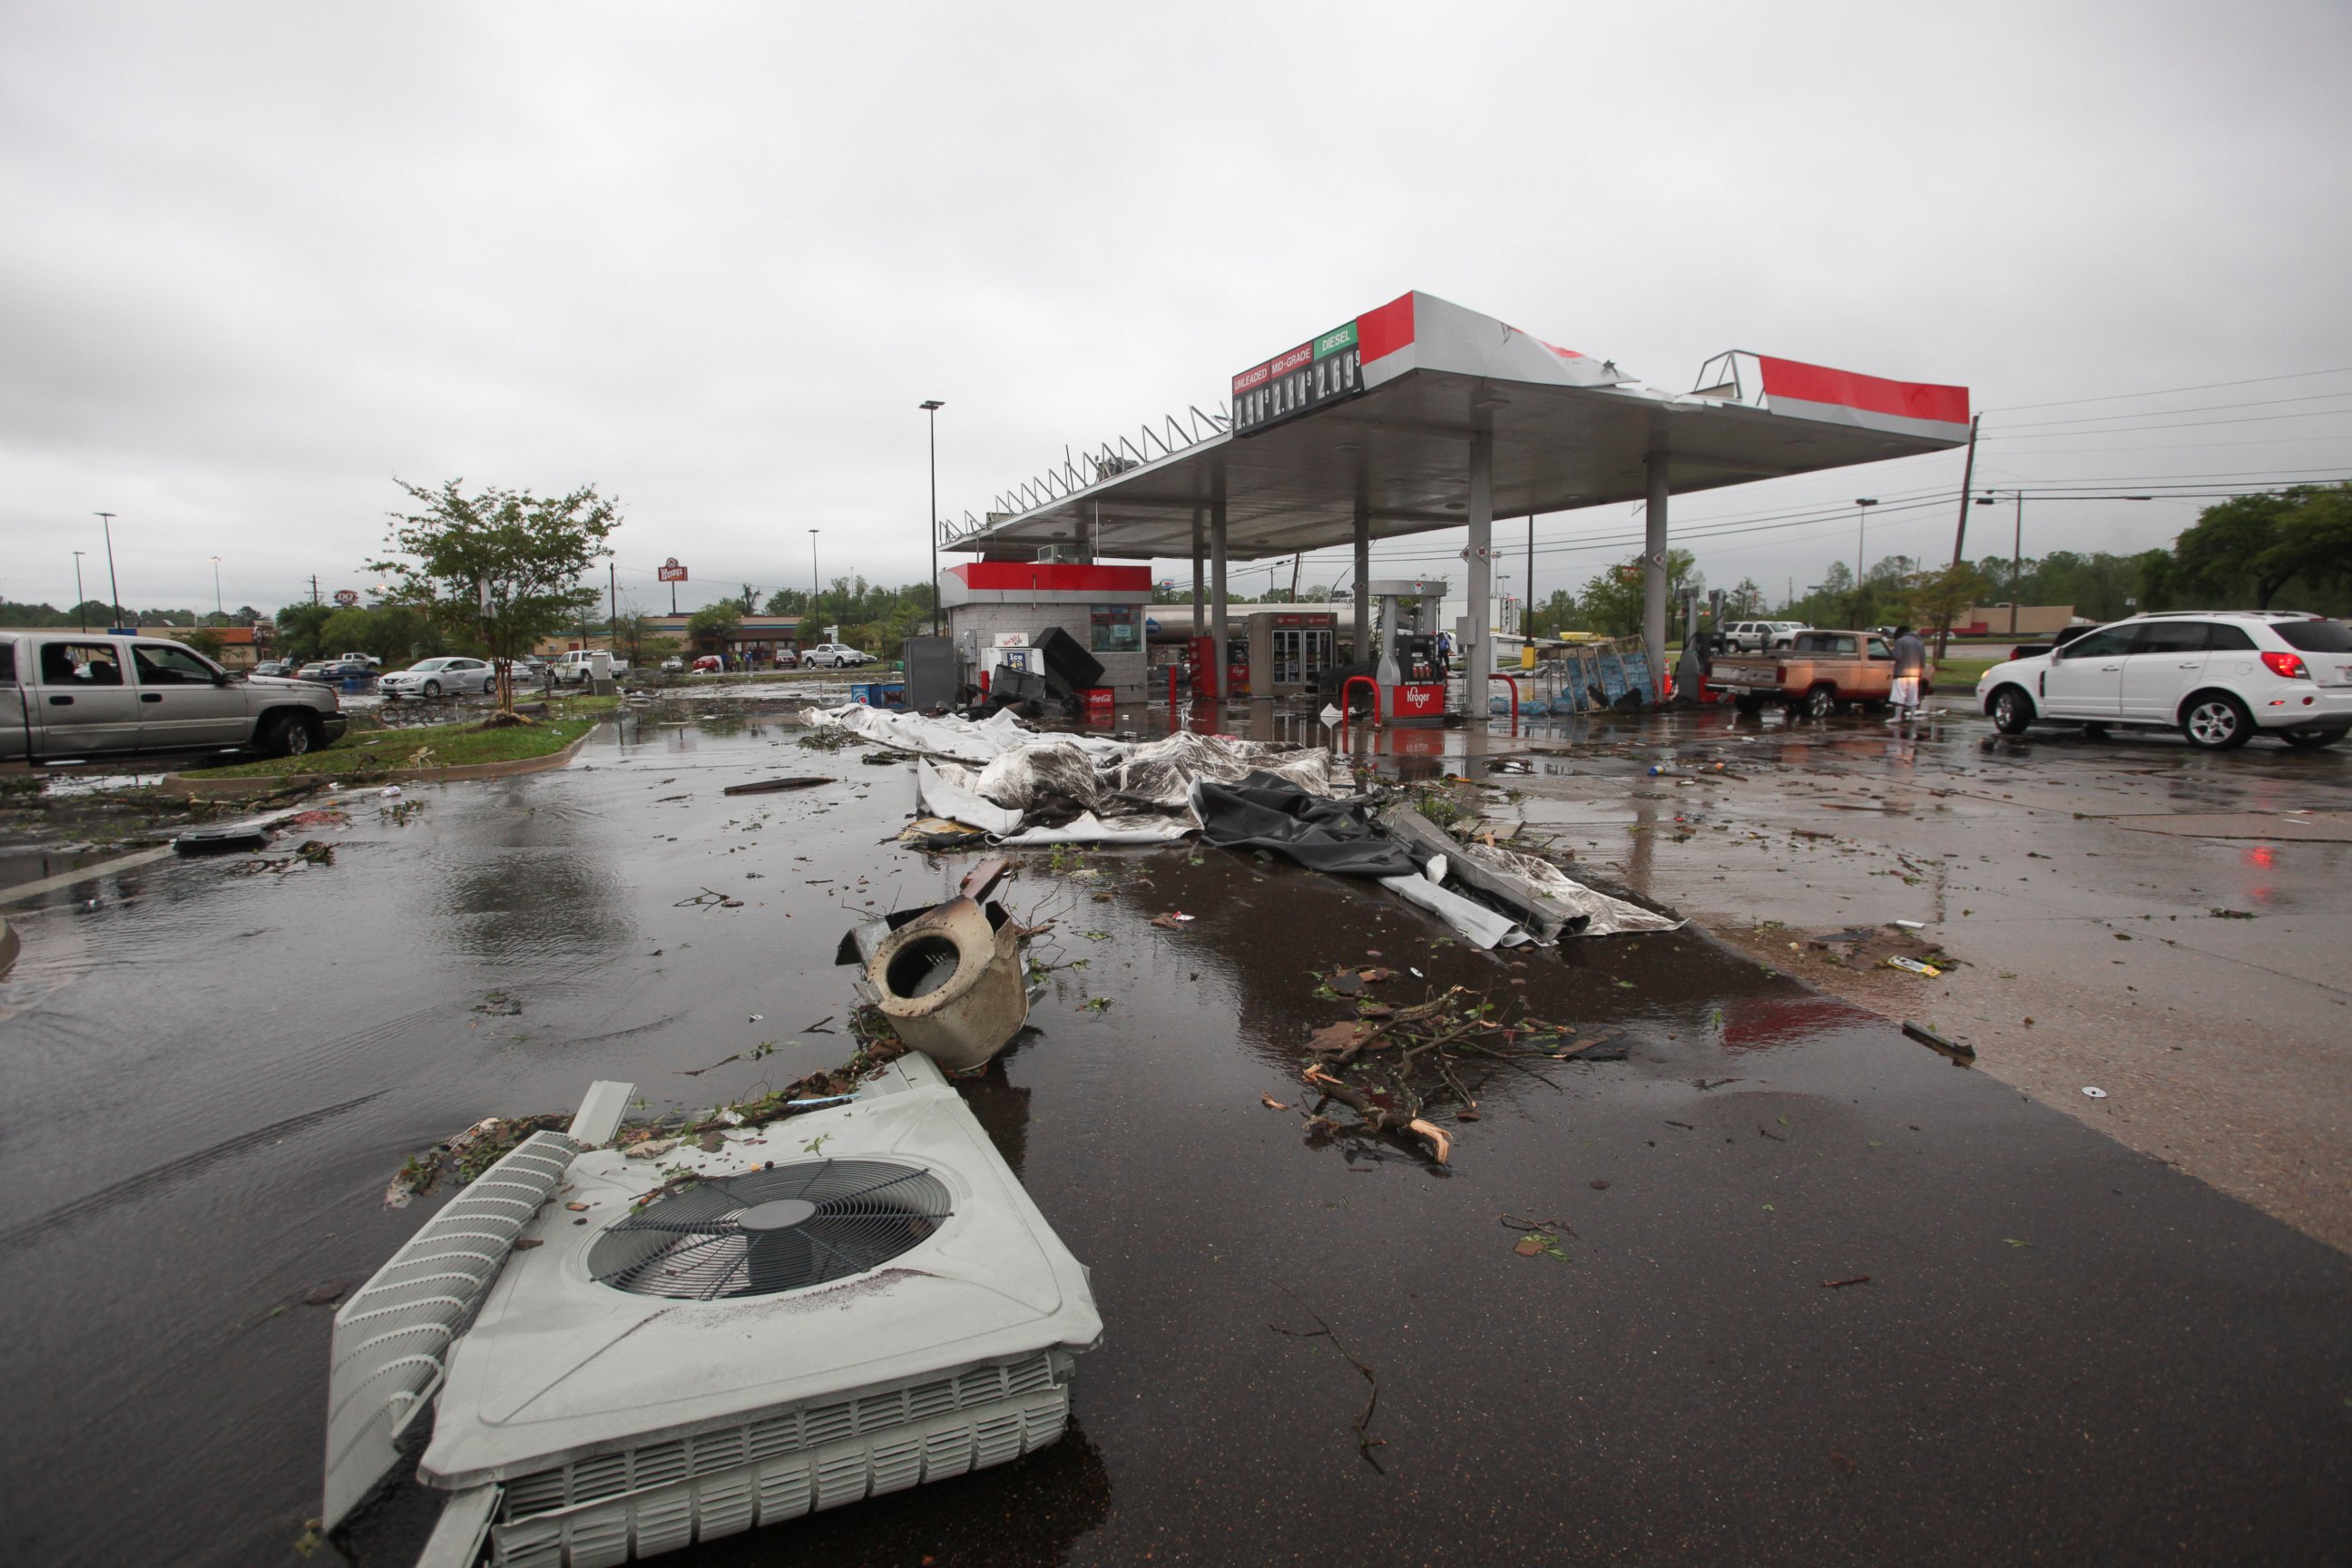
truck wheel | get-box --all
[1989,686,2035,734]
[263,711,318,758]
[2181,691,2254,750]
[1803,684,1838,720]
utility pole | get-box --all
[72,552,87,630]
[211,555,224,622]
[95,513,122,629]
[1937,415,1981,658]
[609,563,618,654]
[809,529,821,642]
[310,574,321,606]
[2012,491,2024,637]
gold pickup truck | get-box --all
[1707,630,1901,717]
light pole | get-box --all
[919,400,945,635]
[1975,491,2154,635]
[95,512,122,630]
[211,556,224,622]
[72,552,87,631]
[1853,497,1879,587]
[808,529,821,643]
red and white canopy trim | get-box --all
[1696,349,1971,443]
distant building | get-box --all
[539,614,808,667]
[1957,604,2081,637]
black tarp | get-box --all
[1190,771,1422,878]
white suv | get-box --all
[1722,620,1807,652]
[800,642,875,669]
[1975,612,2352,750]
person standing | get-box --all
[1888,624,1929,722]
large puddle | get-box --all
[2,706,2347,1565]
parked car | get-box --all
[335,652,384,671]
[1976,611,2352,750]
[381,656,496,699]
[1720,620,1808,653]
[800,643,875,669]
[0,632,347,759]
[1708,629,1896,716]
[295,660,370,683]
[495,654,552,686]
[251,659,296,678]
[659,656,684,673]
[691,654,722,673]
[551,650,630,684]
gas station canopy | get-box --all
[948,290,1970,562]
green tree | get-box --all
[687,603,742,660]
[2172,492,2300,608]
[2254,483,2352,602]
[370,479,621,715]
[0,600,66,628]
[182,626,229,661]
[1577,550,1698,637]
[1899,562,1989,653]
[275,600,335,662]
[1527,588,1581,638]
[1727,577,1764,618]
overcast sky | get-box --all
[5,0,2349,619]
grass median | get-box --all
[182,696,618,779]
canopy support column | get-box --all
[1210,496,1230,703]
[1467,430,1494,710]
[1191,513,1205,638]
[1643,454,1670,701]
[1351,505,1371,667]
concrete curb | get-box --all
[157,724,601,799]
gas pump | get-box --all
[1185,634,1252,701]
[1368,577,1449,725]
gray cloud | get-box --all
[5,0,2348,615]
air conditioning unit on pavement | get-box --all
[323,1055,1101,1567]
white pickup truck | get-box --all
[0,632,348,760]
[552,650,629,684]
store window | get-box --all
[1090,604,1138,653]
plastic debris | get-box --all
[2082,1086,2109,1099]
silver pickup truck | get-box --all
[0,632,348,761]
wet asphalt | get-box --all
[0,703,2347,1566]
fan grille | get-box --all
[588,1160,953,1300]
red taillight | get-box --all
[2261,651,2308,680]
[1774,664,1788,683]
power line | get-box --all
[1989,389,2352,432]
[1987,365,2352,415]
[1986,407,2352,440]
